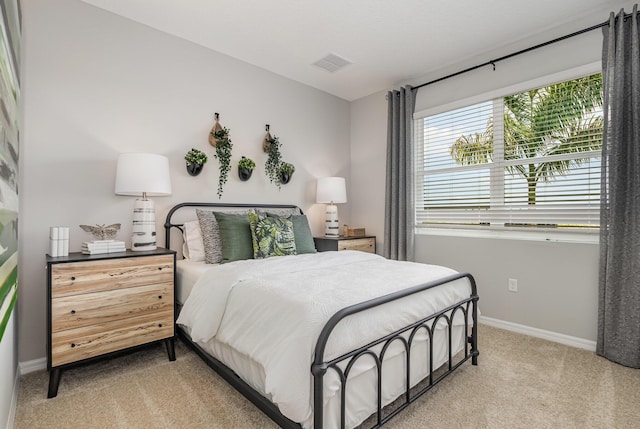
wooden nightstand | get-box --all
[46,247,176,398]
[314,236,376,254]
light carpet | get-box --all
[14,325,640,428]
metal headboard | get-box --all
[163,202,302,254]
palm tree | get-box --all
[450,75,603,205]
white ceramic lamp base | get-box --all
[131,198,157,251]
[324,204,340,237]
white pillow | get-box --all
[182,220,205,262]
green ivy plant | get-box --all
[211,127,233,198]
[264,134,283,187]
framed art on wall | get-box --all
[0,0,19,341]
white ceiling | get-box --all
[79,0,633,101]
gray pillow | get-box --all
[258,207,302,217]
[196,209,223,264]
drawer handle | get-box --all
[70,310,76,315]
[158,323,163,328]
[157,267,162,271]
[70,343,76,348]
[158,295,162,300]
[70,276,76,281]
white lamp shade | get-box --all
[316,177,347,204]
[115,153,172,196]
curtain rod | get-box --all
[413,13,626,91]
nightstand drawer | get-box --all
[51,282,173,333]
[338,237,375,253]
[51,310,174,366]
[51,254,174,298]
[314,235,377,254]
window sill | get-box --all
[415,226,599,244]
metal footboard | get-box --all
[312,272,479,429]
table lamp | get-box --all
[115,153,172,251]
[316,177,347,237]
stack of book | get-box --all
[81,240,126,255]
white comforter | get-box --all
[177,251,472,425]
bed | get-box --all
[165,202,479,429]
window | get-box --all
[414,73,602,233]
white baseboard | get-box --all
[18,357,46,375]
[479,315,596,351]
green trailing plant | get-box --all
[264,134,282,186]
[238,156,256,171]
[211,127,233,198]
[184,148,208,165]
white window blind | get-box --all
[415,73,602,232]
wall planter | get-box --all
[238,156,255,181]
[277,162,295,185]
[209,113,233,198]
[186,163,204,176]
[184,148,208,177]
[263,125,282,187]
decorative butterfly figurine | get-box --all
[79,223,121,240]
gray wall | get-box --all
[19,0,351,362]
[350,14,610,342]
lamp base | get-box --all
[324,204,340,237]
[131,198,157,251]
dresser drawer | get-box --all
[337,237,375,253]
[51,282,173,333]
[51,309,174,366]
[51,254,174,298]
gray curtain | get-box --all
[597,5,640,368]
[384,85,416,261]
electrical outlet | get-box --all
[508,278,518,292]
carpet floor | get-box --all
[14,325,640,428]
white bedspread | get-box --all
[177,251,472,425]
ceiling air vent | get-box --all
[312,53,352,73]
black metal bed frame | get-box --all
[164,202,479,429]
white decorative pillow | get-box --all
[182,220,205,262]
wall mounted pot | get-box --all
[279,172,292,185]
[186,163,204,176]
[238,168,253,181]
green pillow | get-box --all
[265,213,317,254]
[248,212,297,258]
[212,212,254,263]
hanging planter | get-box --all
[237,156,255,181]
[277,162,295,185]
[209,113,233,198]
[184,148,208,177]
[263,124,283,188]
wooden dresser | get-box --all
[313,236,376,253]
[46,247,176,398]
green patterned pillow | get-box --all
[248,212,297,258]
[265,213,317,254]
